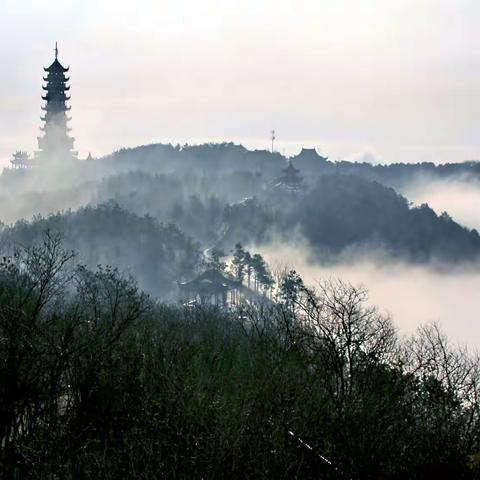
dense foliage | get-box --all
[2,143,480,266]
[112,170,480,262]
[2,236,480,479]
[100,142,480,188]
[290,174,480,261]
[0,203,200,297]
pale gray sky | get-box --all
[1,0,480,166]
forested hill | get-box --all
[3,143,480,195]
[0,203,201,297]
[6,142,473,190]
[221,174,480,263]
[1,142,480,270]
[100,142,480,189]
[1,173,479,275]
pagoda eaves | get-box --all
[35,43,76,163]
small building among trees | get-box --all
[178,269,241,307]
[274,159,304,191]
[290,147,328,168]
[10,151,33,169]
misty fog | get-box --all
[403,175,480,231]
[2,145,480,350]
[6,2,480,474]
[262,172,480,348]
[261,240,480,349]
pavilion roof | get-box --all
[179,269,240,294]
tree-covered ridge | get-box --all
[290,174,480,261]
[5,141,480,199]
[2,170,479,271]
[90,170,480,263]
[0,203,201,297]
[2,142,480,267]
[103,142,480,188]
[1,235,480,479]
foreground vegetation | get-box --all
[1,235,480,479]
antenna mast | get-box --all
[270,129,276,153]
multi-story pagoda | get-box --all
[35,43,77,163]
[275,159,304,191]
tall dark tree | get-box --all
[231,243,246,284]
[203,247,227,273]
[250,253,274,294]
[244,251,253,289]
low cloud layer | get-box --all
[260,241,480,349]
[2,154,480,350]
[404,176,480,231]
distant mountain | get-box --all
[2,142,480,268]
[292,174,480,262]
[101,142,480,190]
[4,142,480,191]
[216,173,480,263]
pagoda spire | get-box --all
[35,45,77,163]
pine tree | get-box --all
[231,243,246,284]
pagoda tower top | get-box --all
[36,44,76,163]
[44,42,69,73]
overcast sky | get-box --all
[1,0,480,166]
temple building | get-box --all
[274,159,304,191]
[289,147,328,172]
[10,151,31,169]
[35,43,77,164]
[178,269,241,307]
